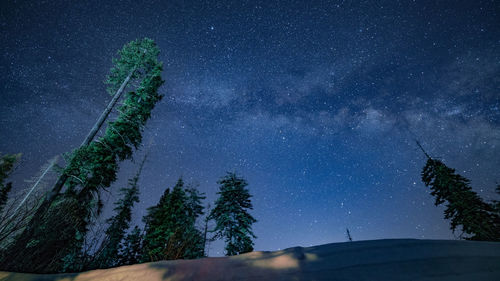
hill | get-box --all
[1,239,499,281]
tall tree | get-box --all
[418,142,500,241]
[142,178,205,261]
[492,185,500,214]
[47,38,160,204]
[209,172,257,256]
[1,38,164,273]
[89,154,146,269]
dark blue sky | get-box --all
[1,0,499,255]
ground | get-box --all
[1,239,499,281]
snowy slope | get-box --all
[1,239,499,281]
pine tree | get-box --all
[1,38,164,273]
[420,146,500,241]
[209,172,257,256]
[488,184,500,233]
[119,226,143,266]
[90,155,145,269]
[142,178,205,261]
[0,154,20,215]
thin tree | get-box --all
[0,156,56,247]
[119,225,144,266]
[346,228,353,242]
[89,153,146,269]
[202,204,212,256]
[209,172,257,256]
[6,155,58,224]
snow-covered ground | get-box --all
[1,239,499,281]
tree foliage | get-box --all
[0,154,20,215]
[119,225,143,266]
[421,158,500,241]
[0,38,164,273]
[90,156,144,269]
[209,172,257,256]
[142,178,205,262]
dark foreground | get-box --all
[1,239,499,281]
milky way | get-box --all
[1,0,499,255]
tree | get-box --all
[142,178,205,262]
[487,184,500,236]
[6,156,58,224]
[209,172,257,256]
[492,185,500,213]
[202,204,212,256]
[419,142,500,241]
[119,225,143,266]
[0,156,56,250]
[346,228,353,242]
[47,38,160,204]
[0,154,20,215]
[89,154,146,269]
[1,38,164,273]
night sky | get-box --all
[1,0,499,256]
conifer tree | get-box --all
[0,154,20,215]
[90,155,146,269]
[1,38,164,273]
[142,178,205,261]
[492,185,500,213]
[119,225,143,266]
[209,172,257,256]
[419,142,500,241]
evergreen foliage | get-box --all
[0,38,164,273]
[0,154,20,215]
[142,178,205,261]
[90,156,144,269]
[209,172,257,256]
[119,226,143,266]
[493,185,500,212]
[421,158,500,241]
[25,193,90,273]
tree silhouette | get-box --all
[209,172,257,256]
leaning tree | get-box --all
[418,141,500,241]
[0,38,164,273]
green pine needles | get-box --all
[119,226,144,266]
[0,38,164,273]
[142,178,206,261]
[209,172,257,256]
[89,156,144,269]
[0,154,20,215]
[422,158,500,241]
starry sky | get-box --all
[1,0,499,256]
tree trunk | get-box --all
[0,68,137,271]
[47,67,136,202]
